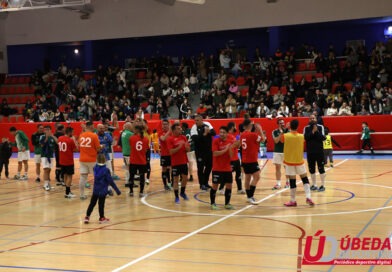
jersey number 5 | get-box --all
[241,139,247,149]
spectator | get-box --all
[338,102,353,116]
[224,94,237,118]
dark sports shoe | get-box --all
[310,185,318,191]
[318,186,325,192]
[180,193,189,201]
[175,197,180,204]
[84,216,89,224]
[35,177,41,183]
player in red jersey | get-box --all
[129,125,150,197]
[167,123,190,204]
[159,119,172,190]
[58,127,78,198]
[240,119,265,205]
[210,126,240,210]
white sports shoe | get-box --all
[247,197,258,205]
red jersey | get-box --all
[167,135,188,166]
[58,136,76,166]
[159,131,171,156]
[240,131,262,163]
[227,133,239,161]
[129,134,149,165]
[212,137,232,172]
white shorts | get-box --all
[80,162,96,175]
[284,164,307,176]
[18,151,30,162]
[272,153,284,165]
[187,151,196,163]
[41,157,53,169]
[34,154,42,164]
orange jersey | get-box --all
[79,131,100,162]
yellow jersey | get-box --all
[282,132,305,166]
[323,135,333,150]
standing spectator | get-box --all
[40,126,58,191]
[282,119,314,207]
[58,127,78,198]
[323,128,341,168]
[84,154,121,224]
[9,127,29,180]
[272,119,289,190]
[303,114,326,192]
[31,124,44,183]
[168,123,191,204]
[0,138,12,180]
[191,115,216,191]
[357,122,374,154]
[225,94,237,118]
[240,119,265,204]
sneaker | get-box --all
[107,189,114,196]
[211,203,219,210]
[99,217,110,224]
[80,195,88,200]
[356,150,363,154]
[285,182,290,188]
[65,192,76,198]
[330,164,333,168]
[21,175,28,180]
[134,174,140,181]
[56,180,62,186]
[35,177,41,183]
[133,184,139,188]
[139,193,146,198]
[310,185,318,191]
[318,186,325,192]
[371,149,375,154]
[224,204,235,210]
[85,182,91,188]
[200,185,208,192]
[145,179,150,185]
[84,216,89,224]
[284,201,297,207]
[164,185,171,191]
[180,193,189,201]
[129,192,134,197]
[14,174,20,180]
[306,198,315,206]
[175,197,180,204]
[43,184,51,191]
[125,183,130,188]
[60,181,66,186]
[218,189,225,195]
[112,175,120,180]
[247,197,258,205]
[272,184,281,190]
[189,175,193,182]
[237,189,246,195]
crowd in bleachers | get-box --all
[1,39,392,122]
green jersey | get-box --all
[272,128,288,153]
[183,128,194,151]
[31,132,44,155]
[14,131,29,152]
[361,127,371,140]
[121,130,133,156]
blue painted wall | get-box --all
[6,18,391,74]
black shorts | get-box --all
[242,162,260,174]
[231,160,241,172]
[146,149,151,162]
[160,156,171,167]
[61,165,74,175]
[172,164,188,177]
[129,164,147,175]
[212,171,233,184]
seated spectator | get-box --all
[225,94,237,118]
[196,103,208,118]
[277,101,289,117]
[228,81,239,95]
[326,102,339,116]
[273,90,284,110]
[256,102,270,118]
[369,99,383,115]
[338,102,353,116]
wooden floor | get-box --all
[0,155,391,272]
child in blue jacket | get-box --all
[84,154,121,224]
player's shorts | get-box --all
[242,162,260,174]
[160,156,171,167]
[80,162,96,174]
[187,151,196,163]
[230,159,241,172]
[34,154,42,164]
[272,153,284,165]
[284,164,307,176]
[129,164,147,175]
[41,157,53,169]
[212,171,233,184]
[17,151,30,162]
[61,165,75,175]
[172,164,188,177]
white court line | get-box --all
[112,159,349,271]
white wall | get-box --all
[4,0,392,46]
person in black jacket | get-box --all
[303,114,326,192]
[0,138,13,180]
[190,115,216,191]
